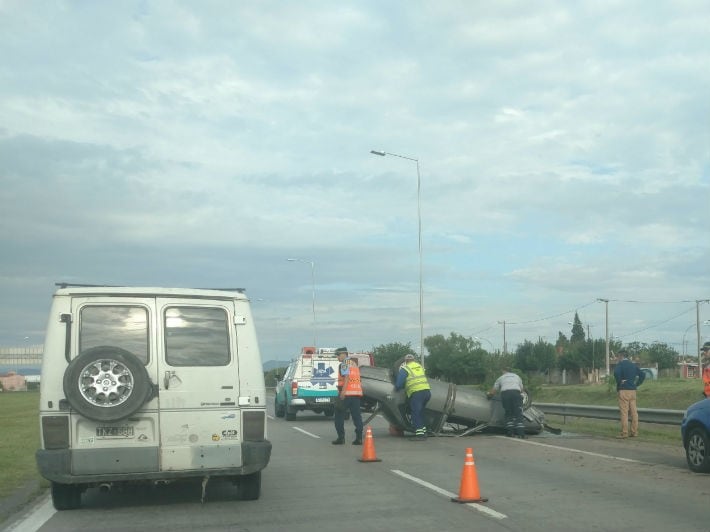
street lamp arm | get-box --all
[370,149,418,163]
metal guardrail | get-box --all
[535,403,685,426]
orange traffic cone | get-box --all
[357,426,382,462]
[451,447,488,503]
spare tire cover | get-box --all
[63,346,153,422]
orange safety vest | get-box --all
[703,367,710,396]
[338,362,363,397]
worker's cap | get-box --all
[334,347,348,355]
[404,354,416,360]
[701,342,710,352]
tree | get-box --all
[423,332,488,384]
[570,313,585,344]
[648,342,679,370]
[263,366,288,387]
[515,339,556,372]
[372,342,413,369]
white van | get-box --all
[36,284,271,510]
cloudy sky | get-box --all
[1,1,709,363]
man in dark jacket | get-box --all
[613,349,645,439]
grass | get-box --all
[0,392,44,499]
[532,378,705,445]
[533,377,704,410]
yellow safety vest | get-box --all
[403,362,430,397]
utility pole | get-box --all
[698,300,709,379]
[597,298,609,377]
[498,320,507,355]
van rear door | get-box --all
[156,298,242,471]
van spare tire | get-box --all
[63,346,153,422]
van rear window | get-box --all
[164,306,230,366]
[79,306,149,363]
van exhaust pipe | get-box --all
[98,483,112,493]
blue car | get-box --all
[681,398,710,473]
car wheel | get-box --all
[324,408,334,418]
[63,346,153,423]
[521,389,532,409]
[274,397,285,418]
[686,426,710,473]
[51,482,82,510]
[285,407,297,421]
[236,471,261,500]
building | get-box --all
[0,370,27,391]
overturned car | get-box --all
[359,364,552,436]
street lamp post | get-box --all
[287,258,316,348]
[370,149,424,366]
[682,323,697,357]
[497,320,507,355]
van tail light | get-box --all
[42,416,69,449]
[291,381,298,397]
[243,411,265,441]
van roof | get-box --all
[53,284,249,301]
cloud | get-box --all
[0,2,708,357]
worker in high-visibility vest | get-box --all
[702,342,710,398]
[395,354,431,441]
[331,347,364,445]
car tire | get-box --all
[285,407,297,421]
[51,482,82,510]
[63,346,153,423]
[521,389,532,409]
[236,471,261,500]
[686,426,710,473]
[323,408,334,418]
[274,397,285,418]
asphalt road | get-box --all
[3,406,707,532]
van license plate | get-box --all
[315,398,330,403]
[96,426,134,438]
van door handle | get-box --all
[164,371,173,390]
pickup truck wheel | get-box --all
[285,407,297,421]
[686,427,710,473]
[63,346,152,422]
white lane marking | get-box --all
[391,469,507,520]
[501,435,642,463]
[292,426,321,439]
[5,492,55,532]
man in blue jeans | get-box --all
[395,354,432,440]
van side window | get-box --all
[79,306,149,363]
[164,306,230,366]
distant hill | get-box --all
[263,360,290,371]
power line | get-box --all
[506,300,598,325]
[616,306,696,339]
